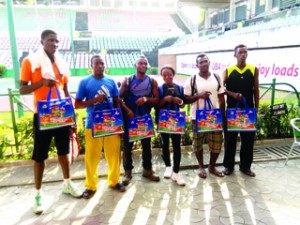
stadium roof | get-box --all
[178,0,230,8]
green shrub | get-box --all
[256,103,298,139]
[151,133,162,148]
[149,67,158,75]
[181,120,193,145]
[1,103,298,161]
[0,64,6,78]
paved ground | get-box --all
[0,141,300,225]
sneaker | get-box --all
[164,166,173,179]
[171,173,186,186]
[63,181,82,198]
[33,193,44,214]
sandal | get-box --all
[208,166,224,177]
[198,168,207,179]
[240,169,256,177]
[111,183,126,192]
[82,189,96,199]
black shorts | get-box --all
[32,114,70,162]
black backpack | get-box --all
[123,75,154,99]
[155,84,184,124]
[190,73,221,95]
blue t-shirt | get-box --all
[76,74,119,128]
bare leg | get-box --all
[195,151,207,178]
[58,155,70,179]
[208,152,224,177]
[34,161,45,190]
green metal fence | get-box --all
[5,78,300,151]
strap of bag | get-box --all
[135,106,145,116]
[213,73,221,91]
[203,98,212,111]
[166,103,179,111]
[190,75,197,96]
[158,85,164,97]
[47,85,61,101]
[123,75,134,100]
[179,85,183,96]
[206,97,213,110]
[235,97,248,109]
[70,126,80,157]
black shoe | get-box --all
[223,168,234,176]
[122,170,132,186]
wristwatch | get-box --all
[143,97,147,102]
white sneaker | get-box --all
[33,193,44,214]
[164,166,173,179]
[171,173,186,186]
[62,181,82,198]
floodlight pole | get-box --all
[7,0,24,117]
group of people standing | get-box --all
[19,30,259,214]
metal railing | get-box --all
[259,78,300,106]
[5,78,300,151]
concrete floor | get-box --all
[0,145,300,225]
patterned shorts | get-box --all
[192,120,223,153]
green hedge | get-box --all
[1,103,299,161]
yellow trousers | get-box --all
[84,129,121,190]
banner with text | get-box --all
[176,47,300,91]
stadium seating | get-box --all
[0,7,74,31]
[90,36,166,52]
[0,36,70,51]
[4,6,300,71]
[108,52,144,68]
[88,9,182,33]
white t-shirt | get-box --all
[184,73,225,120]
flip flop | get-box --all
[111,183,126,192]
[198,168,207,178]
[82,189,96,199]
[208,166,224,177]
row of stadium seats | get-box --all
[0,36,71,51]
[0,8,181,34]
[0,35,167,52]
[228,13,300,35]
[108,53,143,68]
[88,10,181,33]
[0,8,72,31]
[0,51,146,70]
[173,11,300,50]
[1,50,142,70]
[90,36,166,52]
[60,52,146,69]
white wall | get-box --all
[176,47,300,91]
